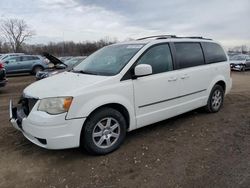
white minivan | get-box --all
[10,35,232,154]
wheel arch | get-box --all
[215,80,226,92]
[79,102,132,148]
[31,64,44,73]
[85,103,131,130]
[207,76,227,96]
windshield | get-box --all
[231,55,248,61]
[73,44,144,76]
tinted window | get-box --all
[137,44,173,74]
[175,43,204,69]
[203,42,227,63]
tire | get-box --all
[32,66,44,75]
[205,85,224,113]
[241,65,245,72]
[81,107,127,155]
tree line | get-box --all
[0,18,115,56]
[1,18,249,56]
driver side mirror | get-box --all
[4,61,9,64]
[134,64,152,77]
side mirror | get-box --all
[4,61,9,64]
[134,64,152,77]
[56,64,66,69]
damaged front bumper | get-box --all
[9,99,85,149]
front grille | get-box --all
[18,97,38,116]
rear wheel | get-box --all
[81,107,126,155]
[32,66,44,75]
[205,85,224,113]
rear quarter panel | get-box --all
[207,61,232,95]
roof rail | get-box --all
[181,36,212,40]
[137,35,176,40]
[136,35,212,41]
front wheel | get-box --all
[241,65,245,72]
[205,85,224,113]
[32,66,44,75]
[81,107,127,155]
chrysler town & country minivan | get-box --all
[10,35,232,154]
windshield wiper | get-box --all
[72,69,98,75]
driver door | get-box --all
[132,43,181,128]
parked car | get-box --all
[59,56,73,62]
[10,35,232,155]
[230,54,250,71]
[0,62,7,87]
[0,53,25,61]
[36,53,86,80]
[1,55,48,75]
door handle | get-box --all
[181,74,189,79]
[168,77,177,82]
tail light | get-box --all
[0,63,4,69]
[44,58,49,64]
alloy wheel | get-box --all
[92,117,120,149]
[211,90,222,111]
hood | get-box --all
[23,71,110,99]
[42,52,67,67]
[229,60,246,65]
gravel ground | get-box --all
[0,72,249,188]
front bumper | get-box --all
[36,71,49,80]
[9,100,86,149]
[230,64,244,71]
[0,78,7,87]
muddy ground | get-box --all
[0,72,249,188]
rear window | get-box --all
[174,42,205,69]
[202,42,227,63]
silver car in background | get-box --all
[230,54,250,71]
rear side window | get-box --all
[7,56,21,62]
[32,56,40,60]
[174,43,204,69]
[202,42,227,63]
[137,44,173,74]
[22,56,39,61]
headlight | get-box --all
[51,71,58,75]
[38,97,73,115]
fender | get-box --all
[66,94,136,131]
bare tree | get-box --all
[1,18,35,52]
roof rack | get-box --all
[137,35,176,40]
[181,36,212,40]
[136,35,212,41]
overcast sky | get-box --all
[0,0,249,48]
